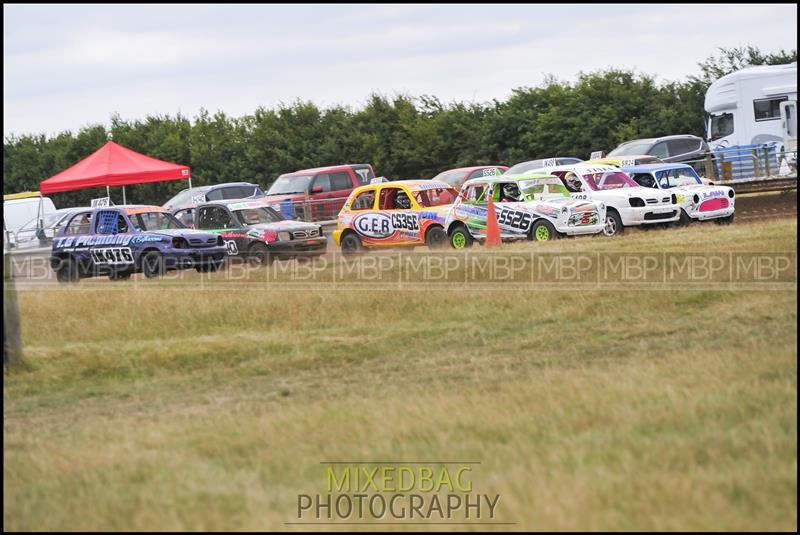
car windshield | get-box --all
[582,170,637,191]
[18,210,70,231]
[413,187,457,207]
[268,175,313,195]
[608,143,653,157]
[655,168,702,188]
[164,188,210,207]
[130,211,186,231]
[234,206,284,225]
[432,170,468,187]
[505,161,543,175]
[518,179,570,198]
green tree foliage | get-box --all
[4,46,796,207]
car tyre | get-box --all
[141,251,166,279]
[340,233,362,256]
[248,242,272,266]
[675,209,692,227]
[530,220,559,242]
[449,225,473,250]
[425,226,448,250]
[55,256,79,283]
[603,211,624,237]
[715,213,735,225]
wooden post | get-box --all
[718,152,726,181]
[752,148,761,178]
[4,250,24,368]
[722,161,733,181]
[704,152,716,182]
[763,144,772,177]
[302,199,311,222]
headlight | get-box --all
[318,226,324,236]
[629,197,645,208]
[172,237,188,248]
[671,194,677,204]
[693,194,700,204]
[278,231,292,241]
[216,236,224,246]
[728,189,735,198]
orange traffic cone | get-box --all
[485,189,502,248]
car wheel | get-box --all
[340,233,362,256]
[675,209,692,227]
[603,211,624,237]
[141,251,165,278]
[425,226,447,250]
[715,213,735,225]
[248,242,272,266]
[449,225,473,250]
[55,256,79,283]
[530,220,558,242]
[109,271,132,281]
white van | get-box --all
[3,193,57,248]
[705,63,797,154]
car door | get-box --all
[378,186,419,244]
[89,210,135,271]
[196,205,244,257]
[311,171,356,220]
[457,182,489,235]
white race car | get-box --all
[542,163,680,236]
[444,173,606,247]
[621,163,735,225]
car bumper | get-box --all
[618,206,680,225]
[268,237,327,258]
[687,205,735,221]
[556,222,606,236]
[332,228,343,246]
[167,247,228,268]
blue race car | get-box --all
[50,205,228,282]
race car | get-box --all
[50,205,228,282]
[193,199,326,264]
[621,163,735,225]
[445,174,607,247]
[541,163,680,236]
[333,180,457,254]
[431,165,509,190]
[584,155,663,167]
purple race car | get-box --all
[50,205,228,282]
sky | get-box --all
[3,3,797,138]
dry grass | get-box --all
[3,219,797,530]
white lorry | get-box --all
[705,63,797,168]
[3,192,57,249]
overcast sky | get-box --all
[3,3,797,138]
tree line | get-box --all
[3,46,796,208]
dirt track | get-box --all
[736,190,797,221]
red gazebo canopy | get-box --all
[39,141,191,194]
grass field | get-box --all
[3,219,798,531]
